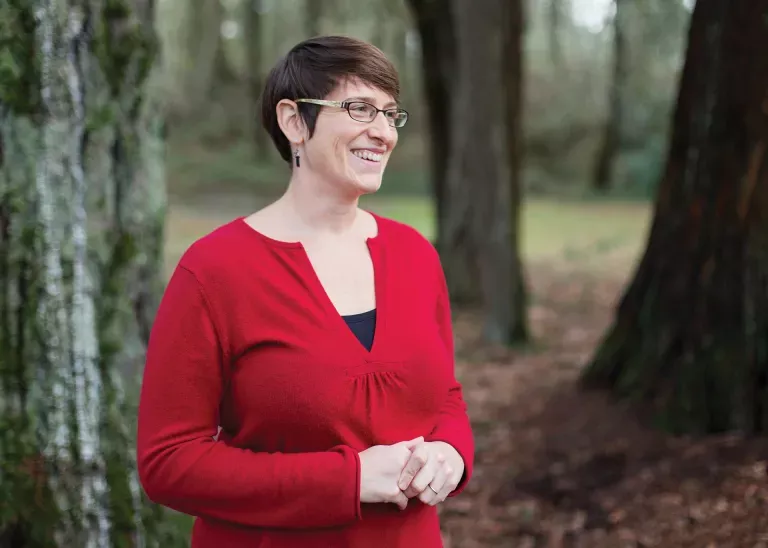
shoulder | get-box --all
[373,212,442,269]
[175,217,257,282]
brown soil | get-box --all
[439,266,768,548]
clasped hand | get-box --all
[359,436,464,510]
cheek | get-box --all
[332,138,349,166]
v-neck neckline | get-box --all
[305,235,384,357]
[236,212,387,359]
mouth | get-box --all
[351,149,384,164]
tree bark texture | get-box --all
[444,0,528,344]
[582,0,768,434]
[0,0,167,545]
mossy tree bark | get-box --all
[0,0,167,545]
[582,0,768,434]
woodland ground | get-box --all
[161,181,768,547]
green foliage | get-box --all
[0,2,41,116]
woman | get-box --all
[137,35,474,547]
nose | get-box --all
[366,111,397,146]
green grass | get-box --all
[165,194,651,279]
[164,133,653,277]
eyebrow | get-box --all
[347,96,399,109]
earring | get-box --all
[294,148,300,167]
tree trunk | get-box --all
[581,0,768,435]
[243,0,269,160]
[503,0,529,343]
[446,0,528,344]
[548,0,565,68]
[213,19,237,86]
[592,0,628,192]
[176,0,226,114]
[0,0,167,545]
[406,0,473,300]
[305,0,322,37]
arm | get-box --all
[136,265,361,529]
[423,260,475,496]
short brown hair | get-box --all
[260,36,400,163]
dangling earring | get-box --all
[294,148,300,167]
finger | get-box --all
[397,446,429,491]
[437,468,459,501]
[422,463,451,506]
[406,453,442,499]
[393,489,409,511]
[400,436,424,450]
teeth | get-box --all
[353,150,383,162]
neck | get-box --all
[278,168,360,235]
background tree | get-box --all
[548,0,568,68]
[0,0,168,545]
[243,0,269,159]
[444,0,528,344]
[305,0,322,37]
[582,0,768,434]
[592,0,628,192]
[406,0,455,254]
[176,1,233,116]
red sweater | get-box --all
[136,214,474,547]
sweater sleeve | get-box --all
[136,265,362,529]
[424,259,475,497]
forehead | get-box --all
[326,78,397,107]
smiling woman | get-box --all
[136,36,474,548]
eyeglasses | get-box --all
[295,99,409,128]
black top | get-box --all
[342,309,377,351]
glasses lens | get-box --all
[347,102,377,122]
[388,110,408,128]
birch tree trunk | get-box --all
[0,0,167,545]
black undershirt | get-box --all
[342,309,377,351]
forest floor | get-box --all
[164,193,768,547]
[441,265,768,548]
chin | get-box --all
[355,174,383,195]
[342,171,383,196]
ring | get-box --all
[428,485,439,495]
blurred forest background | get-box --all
[2,0,768,546]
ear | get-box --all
[276,99,307,147]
